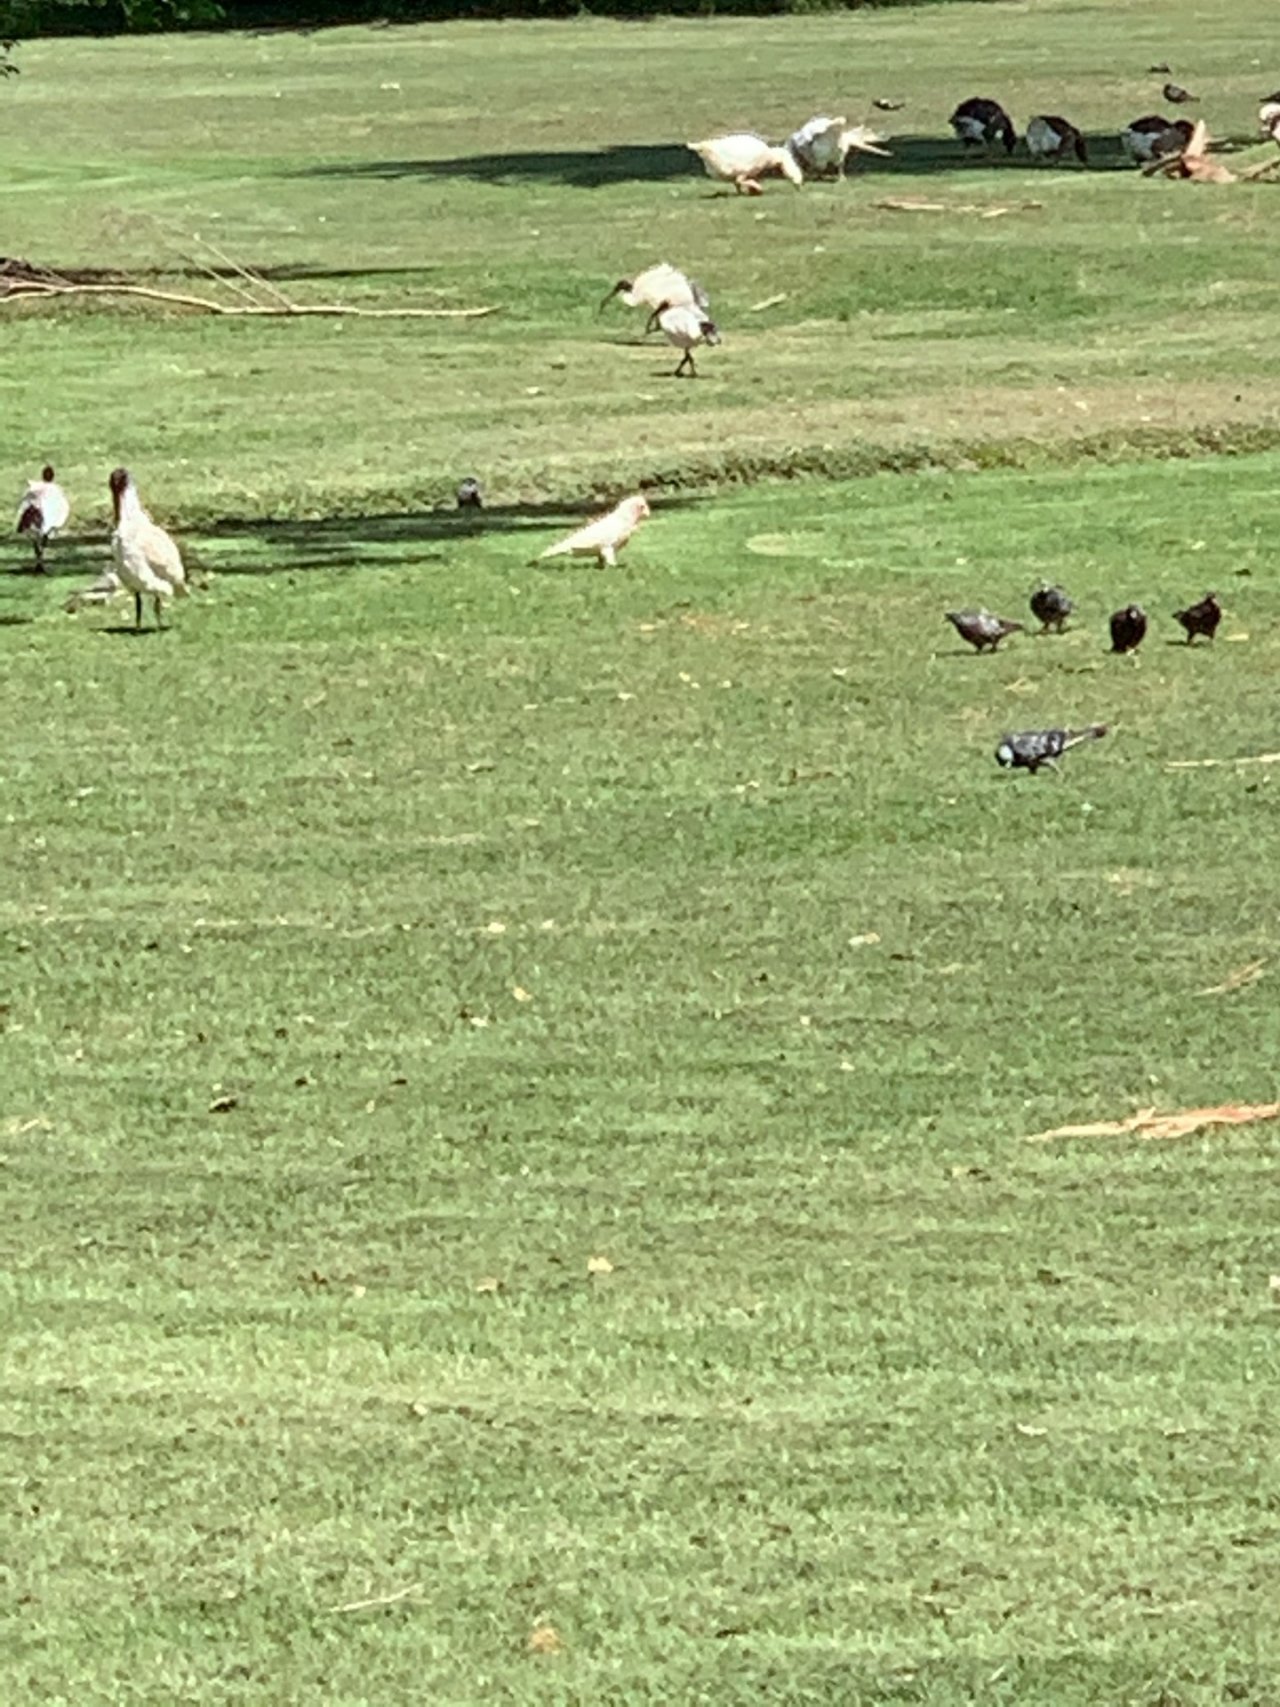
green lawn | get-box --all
[3,4,1280,1703]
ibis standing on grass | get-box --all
[687,133,804,194]
[645,300,720,378]
[109,466,187,630]
[15,464,69,572]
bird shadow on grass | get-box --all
[206,494,706,575]
[293,143,696,190]
[860,133,1139,176]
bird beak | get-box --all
[597,284,622,316]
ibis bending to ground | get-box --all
[15,464,69,572]
[1025,115,1088,164]
[538,494,650,568]
[645,300,720,378]
[786,116,890,179]
[950,98,1017,154]
[946,608,1024,652]
[687,133,804,194]
[996,724,1107,775]
[599,263,709,319]
[1121,114,1192,162]
[109,466,187,630]
[1173,592,1221,643]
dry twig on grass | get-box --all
[326,1582,424,1615]
[874,196,1044,217]
[0,278,496,318]
[1024,1103,1280,1143]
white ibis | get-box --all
[109,466,187,629]
[15,463,69,572]
[538,495,650,568]
[687,133,803,194]
[645,301,720,378]
[599,262,709,318]
[1025,115,1088,164]
[786,116,890,178]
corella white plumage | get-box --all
[109,466,188,630]
[15,464,70,573]
[538,495,650,569]
[645,300,721,378]
[688,133,804,194]
[599,262,710,318]
[786,115,890,178]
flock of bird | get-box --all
[943,586,1223,774]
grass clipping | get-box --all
[1025,1103,1280,1143]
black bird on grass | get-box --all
[1030,582,1073,633]
[1163,81,1197,104]
[996,724,1108,774]
[456,477,483,510]
[1148,61,1172,74]
[950,97,1018,154]
[873,98,905,112]
[1109,604,1147,654]
[1173,591,1221,643]
[945,608,1025,652]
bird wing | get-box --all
[840,124,891,157]
[540,507,621,558]
[140,518,186,591]
[42,484,70,531]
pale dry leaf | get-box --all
[208,1094,238,1113]
[528,1623,563,1655]
[1015,1423,1048,1437]
[512,986,533,1003]
[848,931,881,947]
[1199,960,1265,997]
[475,1275,503,1294]
[350,1283,366,1299]
[586,1254,614,1276]
[1024,1103,1280,1143]
[1269,1275,1280,1300]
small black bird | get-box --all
[945,608,1025,652]
[950,97,1018,155]
[1030,582,1073,633]
[873,98,905,112]
[1148,62,1172,74]
[1163,82,1197,104]
[996,724,1108,774]
[1109,604,1147,654]
[1173,591,1221,644]
[456,477,483,510]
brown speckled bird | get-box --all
[946,608,1025,652]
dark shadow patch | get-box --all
[294,143,697,190]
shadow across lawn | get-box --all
[295,143,697,189]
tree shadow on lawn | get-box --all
[295,142,698,190]
[206,493,706,575]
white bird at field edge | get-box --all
[645,300,720,378]
[69,467,189,628]
[15,463,70,573]
[688,132,803,194]
[599,262,710,319]
[537,495,651,568]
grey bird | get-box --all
[1109,604,1147,654]
[1163,81,1197,103]
[996,724,1108,774]
[1030,582,1073,633]
[946,608,1025,652]
[873,98,905,111]
[1172,591,1221,644]
[456,477,483,510]
[1148,62,1172,74]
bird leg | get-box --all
[31,535,46,574]
[154,595,165,630]
[674,350,695,379]
[133,591,143,631]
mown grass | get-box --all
[3,2,1280,1702]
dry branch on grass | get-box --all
[326,1582,424,1615]
[1165,751,1280,770]
[1024,1103,1280,1142]
[874,197,1044,217]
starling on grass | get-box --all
[873,98,905,111]
[1030,582,1073,633]
[945,608,1025,652]
[1173,591,1221,643]
[1109,604,1147,654]
[996,724,1108,774]
[1163,82,1197,103]
[456,477,483,510]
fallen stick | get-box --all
[1025,1102,1280,1143]
[0,279,496,317]
[327,1582,424,1615]
[874,196,1043,215]
[1165,751,1280,770]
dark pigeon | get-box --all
[456,477,483,510]
[1163,82,1197,103]
[996,724,1108,774]
[1030,582,1073,633]
[1173,591,1221,644]
[1109,604,1147,654]
[873,98,905,112]
[945,608,1025,652]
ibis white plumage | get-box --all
[687,133,804,194]
[15,464,70,573]
[108,466,187,629]
[786,115,890,178]
[600,262,709,318]
[645,300,720,378]
[538,495,650,568]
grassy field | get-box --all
[4,3,1280,1703]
